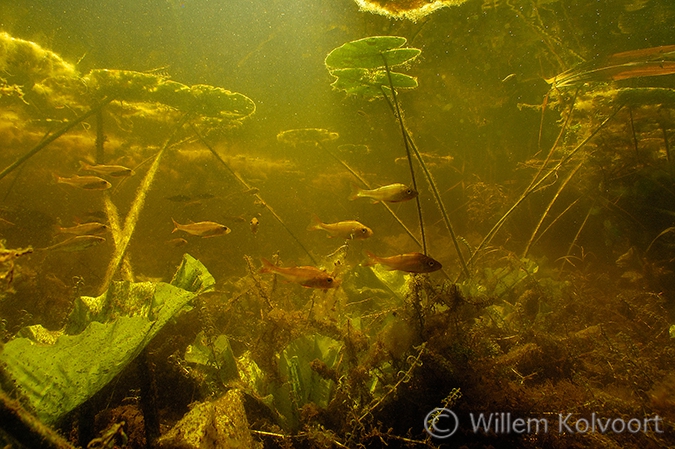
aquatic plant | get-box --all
[326,36,470,278]
[353,0,469,21]
[276,127,421,248]
[0,254,213,426]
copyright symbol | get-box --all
[424,408,459,439]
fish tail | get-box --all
[362,250,378,267]
[348,182,362,201]
[171,218,180,233]
[307,214,323,232]
[78,160,90,171]
[259,257,276,274]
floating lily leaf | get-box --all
[0,254,212,425]
[325,36,420,70]
[85,69,256,120]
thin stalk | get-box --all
[316,141,421,249]
[379,59,470,278]
[404,129,470,279]
[659,121,672,179]
[559,200,596,275]
[96,108,105,164]
[380,57,427,255]
[0,391,77,449]
[527,88,579,193]
[191,124,318,265]
[529,196,582,250]
[629,107,639,161]
[100,114,189,293]
[522,161,583,257]
[465,104,623,277]
[0,98,113,182]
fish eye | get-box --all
[361,228,367,233]
[327,278,333,283]
[406,189,413,194]
[427,260,435,266]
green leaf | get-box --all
[0,254,213,424]
[330,68,417,97]
[85,70,256,120]
[171,253,216,293]
[325,36,419,69]
[185,332,239,384]
[325,37,421,97]
[273,334,342,430]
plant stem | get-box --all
[380,57,427,256]
[0,391,77,449]
[0,98,113,182]
[522,161,583,257]
[100,114,189,293]
[464,103,623,279]
[191,124,318,265]
[316,141,421,249]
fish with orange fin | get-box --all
[259,258,340,289]
[56,175,111,190]
[349,182,418,203]
[171,219,231,238]
[307,215,373,240]
[363,251,442,273]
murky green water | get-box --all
[0,1,674,448]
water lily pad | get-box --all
[276,128,339,145]
[329,68,418,96]
[325,36,421,97]
[325,36,420,70]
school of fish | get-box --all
[47,159,443,290]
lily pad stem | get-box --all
[380,56,427,256]
[190,124,318,265]
[0,97,114,182]
[380,58,470,279]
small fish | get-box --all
[79,161,134,177]
[57,175,111,190]
[56,222,108,235]
[171,219,231,237]
[166,194,193,203]
[250,217,260,234]
[166,237,188,247]
[363,251,442,273]
[349,183,418,203]
[39,235,106,252]
[259,258,340,289]
[307,215,372,240]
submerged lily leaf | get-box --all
[0,253,212,424]
[325,36,421,98]
[325,36,420,70]
[276,128,339,145]
[274,334,342,430]
[185,332,239,384]
[329,68,418,96]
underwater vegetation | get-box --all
[0,1,674,447]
